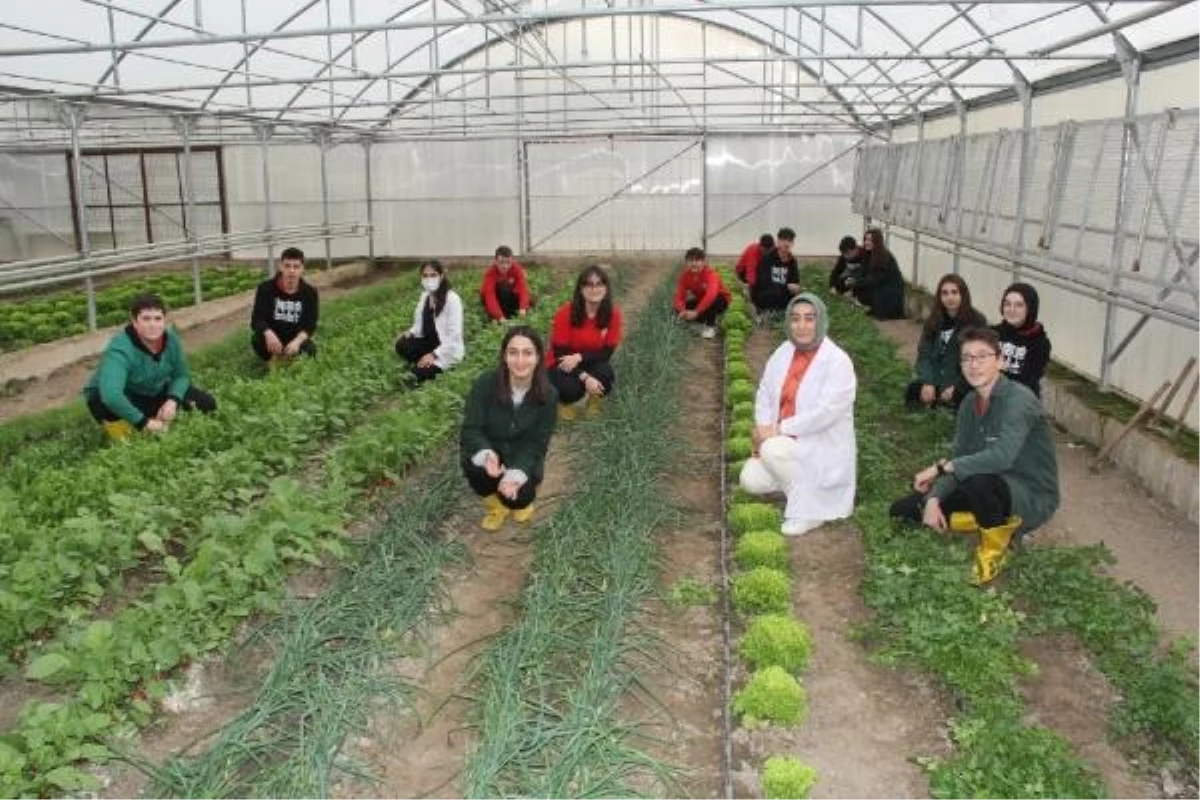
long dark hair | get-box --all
[495,325,553,406]
[422,260,451,315]
[922,273,981,338]
[863,227,893,273]
[570,265,613,328]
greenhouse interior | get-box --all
[0,1,1197,798]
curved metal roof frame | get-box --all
[0,0,1194,143]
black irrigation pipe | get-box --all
[718,333,735,800]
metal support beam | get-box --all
[254,122,275,275]
[951,99,967,274]
[1100,39,1140,388]
[360,136,375,264]
[700,133,708,250]
[314,127,334,270]
[58,101,96,330]
[172,113,202,304]
[1008,76,1033,281]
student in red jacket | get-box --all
[547,265,623,420]
[735,233,774,289]
[480,245,532,321]
[674,246,731,339]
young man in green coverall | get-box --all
[82,293,216,440]
[890,326,1059,584]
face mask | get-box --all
[421,277,440,292]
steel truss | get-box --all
[852,107,1199,373]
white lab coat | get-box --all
[739,337,857,524]
[406,289,465,368]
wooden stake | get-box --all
[1151,357,1196,424]
[1092,380,1171,470]
[1170,373,1199,436]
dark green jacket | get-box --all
[82,325,192,426]
[914,309,987,390]
[931,375,1060,530]
[459,369,558,483]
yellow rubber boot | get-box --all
[480,494,510,531]
[948,511,979,534]
[511,503,536,524]
[102,419,134,442]
[558,402,577,422]
[585,394,603,418]
[972,515,1022,585]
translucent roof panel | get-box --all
[0,0,1194,144]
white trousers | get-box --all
[739,436,809,522]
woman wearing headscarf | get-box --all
[739,293,858,536]
[993,282,1051,398]
[905,273,987,410]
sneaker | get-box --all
[701,325,717,340]
[781,518,821,536]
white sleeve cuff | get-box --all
[472,449,495,467]
[501,468,529,486]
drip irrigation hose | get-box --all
[718,334,735,800]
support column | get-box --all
[1100,40,1140,390]
[912,110,925,287]
[59,102,96,331]
[700,133,708,250]
[313,127,334,271]
[1009,77,1033,282]
[360,136,376,265]
[254,122,275,276]
[952,99,967,276]
[172,114,202,304]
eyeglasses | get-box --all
[960,352,997,365]
[583,280,606,287]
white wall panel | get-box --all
[704,133,859,257]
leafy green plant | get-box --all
[761,755,818,799]
[733,666,807,728]
[668,576,718,607]
[739,614,812,672]
[727,434,753,461]
[734,530,789,571]
[727,379,754,405]
[732,567,791,615]
[728,503,783,535]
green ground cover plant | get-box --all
[0,268,559,796]
[761,755,818,799]
[0,266,265,352]
[814,262,1198,797]
[733,665,807,728]
[463,273,689,797]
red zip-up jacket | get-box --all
[735,242,768,288]
[673,263,731,315]
[545,302,623,368]
[480,261,531,320]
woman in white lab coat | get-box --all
[739,292,857,536]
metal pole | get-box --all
[1009,78,1033,281]
[952,100,967,275]
[1100,41,1140,389]
[60,102,96,330]
[700,132,708,251]
[317,128,333,271]
[255,122,275,275]
[912,111,925,287]
[361,136,375,264]
[173,114,202,304]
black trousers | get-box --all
[752,287,792,312]
[685,295,729,326]
[889,473,1012,529]
[86,385,217,424]
[491,285,522,319]
[463,462,538,509]
[251,330,317,361]
[904,380,969,411]
[549,360,616,404]
[395,335,444,383]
